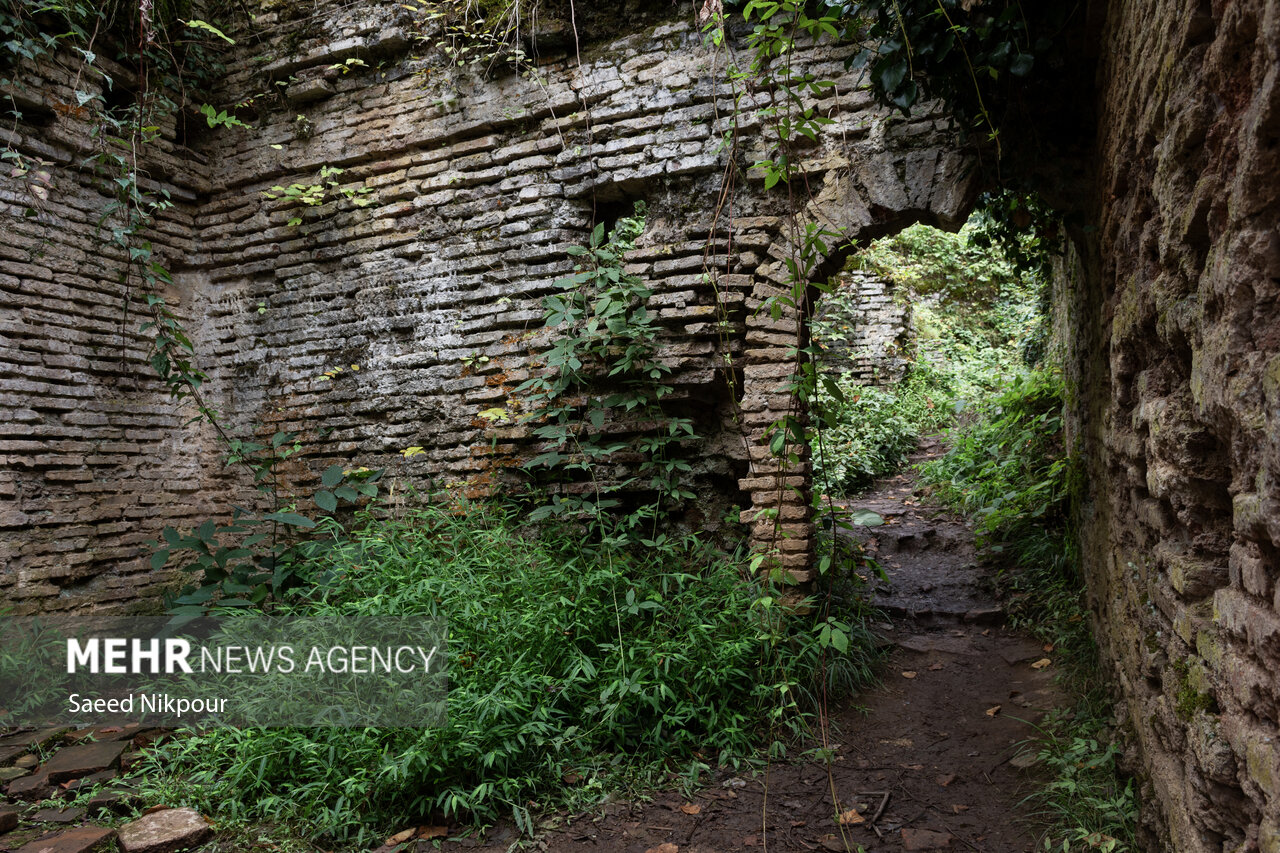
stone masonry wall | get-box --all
[0,54,213,619]
[1066,0,1280,849]
[180,4,976,584]
[813,270,913,385]
[0,2,977,619]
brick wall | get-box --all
[0,3,976,618]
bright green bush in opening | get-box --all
[812,362,954,495]
[140,504,879,843]
[917,369,1070,547]
[811,221,1047,497]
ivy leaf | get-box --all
[876,57,908,95]
[184,19,236,43]
[849,509,885,527]
[1009,53,1034,77]
[263,511,316,528]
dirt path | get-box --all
[1,458,1068,853]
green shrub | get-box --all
[140,503,878,843]
[918,368,1069,543]
[812,362,954,495]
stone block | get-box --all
[14,827,115,853]
[41,740,128,784]
[117,808,212,853]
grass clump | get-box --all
[140,503,878,844]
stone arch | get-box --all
[732,128,978,578]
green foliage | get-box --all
[857,220,1023,306]
[139,504,878,841]
[153,445,383,628]
[518,203,697,539]
[812,363,952,494]
[262,166,374,227]
[810,218,1046,497]
[855,220,1048,397]
[1024,707,1138,853]
[968,189,1066,281]
[0,614,71,718]
[199,102,250,129]
[918,368,1069,547]
[404,0,539,71]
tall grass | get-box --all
[139,503,880,843]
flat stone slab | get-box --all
[14,827,114,853]
[6,772,52,802]
[32,810,85,825]
[117,808,212,853]
[0,728,71,751]
[41,742,127,784]
[59,771,117,797]
[85,787,141,815]
[0,767,29,782]
[0,807,18,834]
[0,746,28,768]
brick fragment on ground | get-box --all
[32,809,85,825]
[6,772,52,802]
[117,808,212,853]
[0,728,72,751]
[0,806,19,834]
[59,771,118,797]
[85,787,141,815]
[13,826,115,853]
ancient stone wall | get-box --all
[0,3,976,619]
[1065,0,1280,849]
[813,270,913,385]
[0,54,215,619]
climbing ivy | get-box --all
[517,202,698,542]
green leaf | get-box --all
[150,550,170,570]
[877,57,908,94]
[321,463,345,487]
[1009,53,1034,77]
[184,18,235,43]
[263,511,316,528]
[849,509,885,527]
[314,490,338,512]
